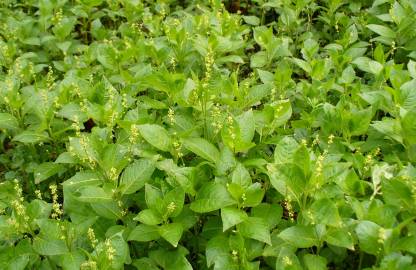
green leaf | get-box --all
[355,220,386,255]
[292,58,312,73]
[60,251,85,270]
[149,248,193,270]
[145,184,164,211]
[138,124,171,151]
[76,186,112,203]
[128,224,160,242]
[33,162,65,184]
[162,187,185,218]
[339,66,356,84]
[221,207,248,231]
[303,254,327,270]
[243,183,265,207]
[268,163,306,200]
[238,217,271,245]
[275,247,302,270]
[371,118,403,143]
[236,110,255,144]
[27,199,52,220]
[309,198,341,226]
[132,258,159,270]
[207,235,237,269]
[408,60,416,79]
[108,233,130,269]
[394,236,416,254]
[399,80,416,111]
[352,57,383,75]
[134,209,163,225]
[158,223,183,247]
[274,136,299,164]
[402,109,416,145]
[250,51,268,68]
[33,238,68,255]
[293,145,310,176]
[349,107,373,136]
[13,131,49,144]
[367,24,396,39]
[57,103,88,122]
[324,227,355,250]
[278,225,319,248]
[182,137,220,163]
[101,144,129,176]
[90,201,122,219]
[242,16,260,25]
[231,163,251,188]
[382,179,413,209]
[190,182,236,213]
[251,203,282,229]
[272,99,292,127]
[62,171,102,190]
[119,159,155,195]
[0,113,19,131]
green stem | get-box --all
[358,252,363,270]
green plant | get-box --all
[1,0,416,269]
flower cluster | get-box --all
[105,239,116,262]
[80,260,97,270]
[210,103,223,134]
[87,228,98,248]
[50,184,63,219]
[227,115,236,140]
[283,199,295,222]
[10,180,29,230]
[167,108,175,125]
[129,124,139,144]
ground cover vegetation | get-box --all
[1,0,416,269]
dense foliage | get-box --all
[1,0,416,269]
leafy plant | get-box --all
[1,0,416,269]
